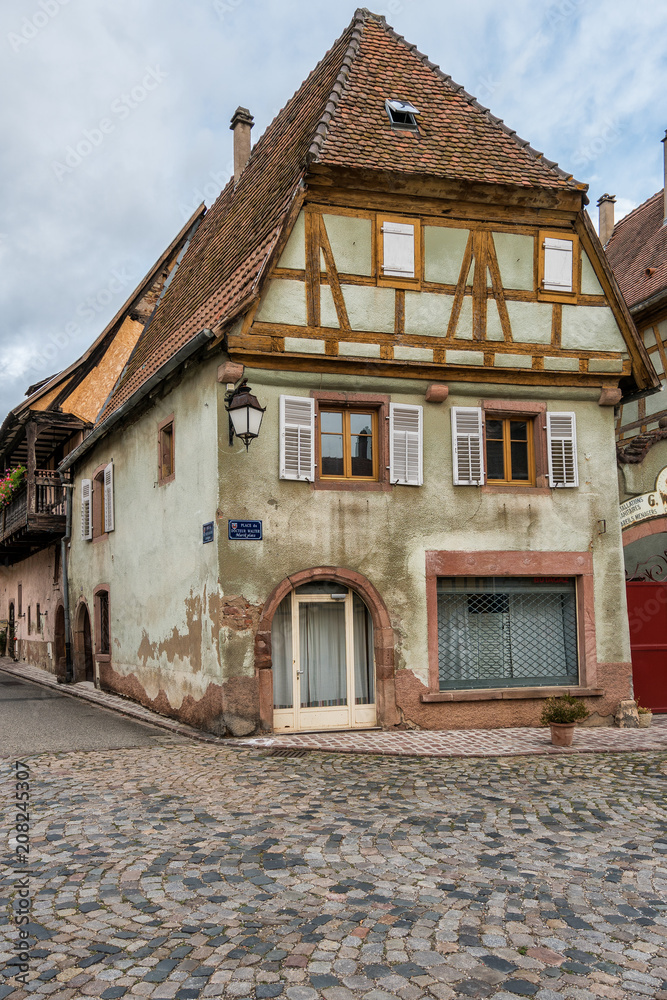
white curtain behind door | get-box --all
[353,595,374,704]
[299,602,347,707]
[272,596,293,709]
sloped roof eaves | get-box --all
[579,211,659,392]
[101,24,357,421]
[606,190,667,310]
[8,204,206,423]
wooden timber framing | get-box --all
[234,185,656,394]
[318,216,351,331]
[237,322,630,365]
[229,349,629,389]
[651,322,667,376]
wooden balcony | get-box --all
[0,470,69,562]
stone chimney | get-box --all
[662,130,667,224]
[597,193,616,245]
[230,107,254,185]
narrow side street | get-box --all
[1,689,666,1000]
[0,671,187,758]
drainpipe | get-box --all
[58,473,74,683]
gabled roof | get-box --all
[101,8,586,422]
[605,189,667,312]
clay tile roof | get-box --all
[605,190,667,311]
[102,9,586,422]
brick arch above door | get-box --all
[255,567,398,731]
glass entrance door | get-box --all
[272,583,376,732]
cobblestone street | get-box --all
[1,743,666,1000]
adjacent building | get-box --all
[1,11,658,734]
[604,139,667,713]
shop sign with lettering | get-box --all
[620,467,667,530]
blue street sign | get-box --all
[228,519,263,540]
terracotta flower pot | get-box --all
[549,722,576,746]
[638,713,653,729]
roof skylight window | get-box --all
[385,99,420,131]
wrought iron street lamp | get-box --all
[226,380,266,451]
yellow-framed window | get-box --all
[485,417,536,486]
[319,409,378,480]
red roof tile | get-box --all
[605,190,667,311]
[103,9,586,421]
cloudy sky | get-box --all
[1,0,666,413]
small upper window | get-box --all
[385,99,420,131]
[158,417,175,485]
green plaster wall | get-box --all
[256,279,307,326]
[455,297,473,339]
[424,226,469,284]
[561,305,625,352]
[277,211,306,270]
[580,250,604,295]
[342,284,395,334]
[320,285,339,329]
[216,367,630,684]
[486,299,504,342]
[492,232,534,290]
[323,214,373,276]
[506,300,553,344]
[405,291,453,336]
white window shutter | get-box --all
[390,403,423,486]
[104,463,114,532]
[543,237,573,291]
[547,412,578,487]
[280,395,315,481]
[382,221,415,277]
[81,479,92,540]
[451,407,484,486]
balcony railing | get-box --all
[0,470,68,548]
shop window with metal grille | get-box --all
[97,591,110,656]
[437,577,578,690]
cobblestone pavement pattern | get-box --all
[1,745,666,1000]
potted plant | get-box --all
[540,694,589,746]
[636,701,653,728]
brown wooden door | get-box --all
[626,582,667,713]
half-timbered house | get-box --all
[3,10,658,734]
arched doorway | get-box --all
[256,568,397,733]
[74,603,94,683]
[54,605,66,679]
[8,603,15,661]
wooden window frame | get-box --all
[537,229,579,303]
[481,400,550,494]
[485,415,536,487]
[319,408,379,483]
[158,415,175,486]
[376,214,422,290]
[91,464,108,543]
[311,391,391,492]
[93,584,111,663]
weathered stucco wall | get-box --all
[216,367,631,729]
[67,358,228,731]
[0,545,62,670]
